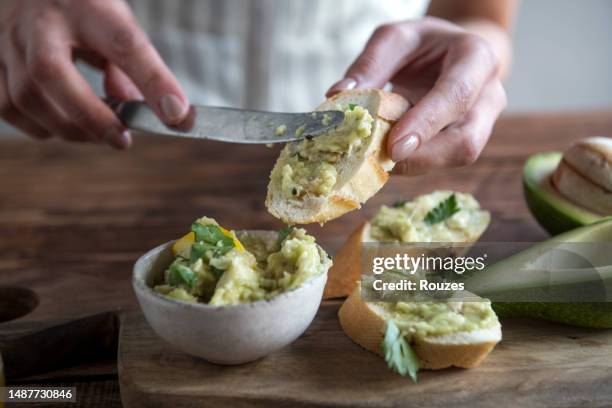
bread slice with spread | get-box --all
[339,284,501,378]
[324,191,491,299]
[266,89,409,225]
[334,191,498,378]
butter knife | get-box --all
[109,100,344,144]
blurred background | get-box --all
[505,0,612,112]
[1,0,611,135]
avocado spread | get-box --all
[367,191,496,340]
[379,299,498,340]
[280,105,374,199]
[154,217,329,306]
[370,191,488,242]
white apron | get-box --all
[127,0,428,111]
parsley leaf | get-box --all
[381,320,419,382]
[168,263,198,287]
[424,194,460,225]
[348,103,357,111]
[190,223,235,257]
[190,242,211,263]
[276,225,295,249]
[392,200,407,208]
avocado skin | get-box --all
[522,152,603,236]
[475,219,612,329]
[523,179,584,235]
[494,302,612,329]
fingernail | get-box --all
[326,77,357,97]
[115,130,132,149]
[160,94,188,123]
[391,134,419,162]
[105,127,132,149]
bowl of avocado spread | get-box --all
[133,217,332,364]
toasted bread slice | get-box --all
[323,192,490,299]
[266,89,409,225]
[338,286,501,370]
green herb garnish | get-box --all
[168,263,198,287]
[276,225,295,249]
[190,223,235,257]
[423,194,460,225]
[392,200,407,208]
[381,320,419,381]
[189,242,208,263]
[348,103,357,111]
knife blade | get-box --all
[110,100,345,144]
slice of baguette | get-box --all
[323,211,490,300]
[553,137,612,215]
[562,137,612,191]
[266,89,409,225]
[338,286,502,370]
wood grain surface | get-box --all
[119,307,612,408]
[1,110,612,407]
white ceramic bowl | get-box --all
[132,231,330,364]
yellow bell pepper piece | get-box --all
[219,227,245,252]
[172,231,195,255]
[171,226,244,256]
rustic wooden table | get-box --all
[1,111,611,407]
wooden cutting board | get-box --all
[3,112,612,405]
[118,303,612,407]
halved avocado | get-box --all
[464,218,612,328]
[523,152,604,235]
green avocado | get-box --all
[491,302,612,328]
[464,219,612,328]
[523,152,604,235]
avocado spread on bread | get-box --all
[370,191,490,243]
[280,105,374,199]
[380,300,498,340]
[154,218,328,306]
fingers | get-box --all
[393,80,507,176]
[104,63,143,101]
[24,18,131,149]
[388,34,499,162]
[4,36,85,142]
[326,23,420,96]
[74,1,189,124]
[0,67,51,140]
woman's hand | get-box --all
[0,0,189,148]
[327,17,507,175]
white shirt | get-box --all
[128,0,428,111]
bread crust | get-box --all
[338,286,501,370]
[562,137,612,192]
[322,89,409,122]
[553,160,611,215]
[266,89,409,225]
[322,222,367,299]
